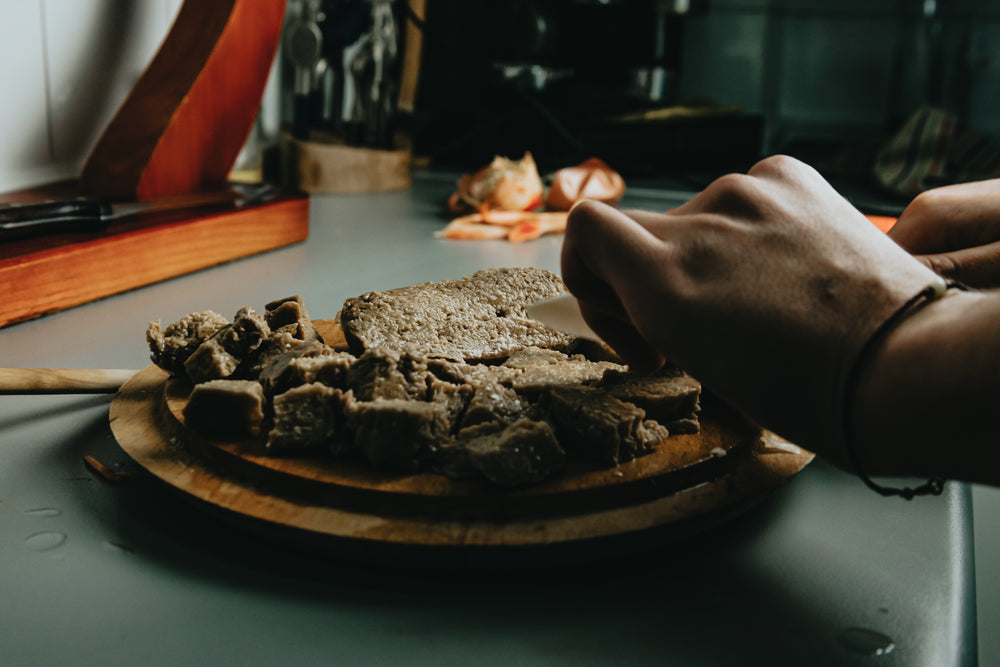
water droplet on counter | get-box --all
[838,628,896,656]
[25,531,67,551]
[24,507,61,518]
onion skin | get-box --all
[544,157,625,211]
[447,152,544,214]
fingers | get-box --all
[891,180,1000,254]
[577,301,666,373]
[888,208,945,254]
[890,180,1000,287]
[561,200,661,315]
[914,240,1000,288]
[561,200,670,369]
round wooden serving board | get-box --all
[110,320,813,549]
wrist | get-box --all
[846,285,980,482]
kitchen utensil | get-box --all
[365,0,398,149]
[525,293,601,342]
[0,183,279,243]
[286,2,325,140]
[345,30,373,146]
[341,0,400,149]
[0,368,136,394]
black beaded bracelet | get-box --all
[840,277,967,500]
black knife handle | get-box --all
[0,196,112,241]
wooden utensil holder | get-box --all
[284,131,412,194]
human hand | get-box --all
[889,179,1000,288]
[561,155,939,463]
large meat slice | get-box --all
[338,267,576,362]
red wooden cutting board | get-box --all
[0,188,308,328]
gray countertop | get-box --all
[0,173,982,665]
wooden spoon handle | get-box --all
[0,368,137,394]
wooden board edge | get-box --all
[159,360,756,516]
[0,196,309,328]
[110,366,814,548]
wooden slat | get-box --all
[0,196,309,328]
[397,0,427,113]
[80,0,287,200]
[0,368,136,394]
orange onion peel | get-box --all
[446,152,544,215]
[435,210,567,242]
[544,157,625,211]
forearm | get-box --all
[851,289,1000,485]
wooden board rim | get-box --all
[164,377,757,519]
[110,365,814,547]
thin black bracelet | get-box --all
[841,277,967,500]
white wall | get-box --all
[0,0,290,194]
[0,0,183,193]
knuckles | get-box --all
[696,172,769,221]
[747,154,805,179]
[900,188,949,226]
[564,199,615,237]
